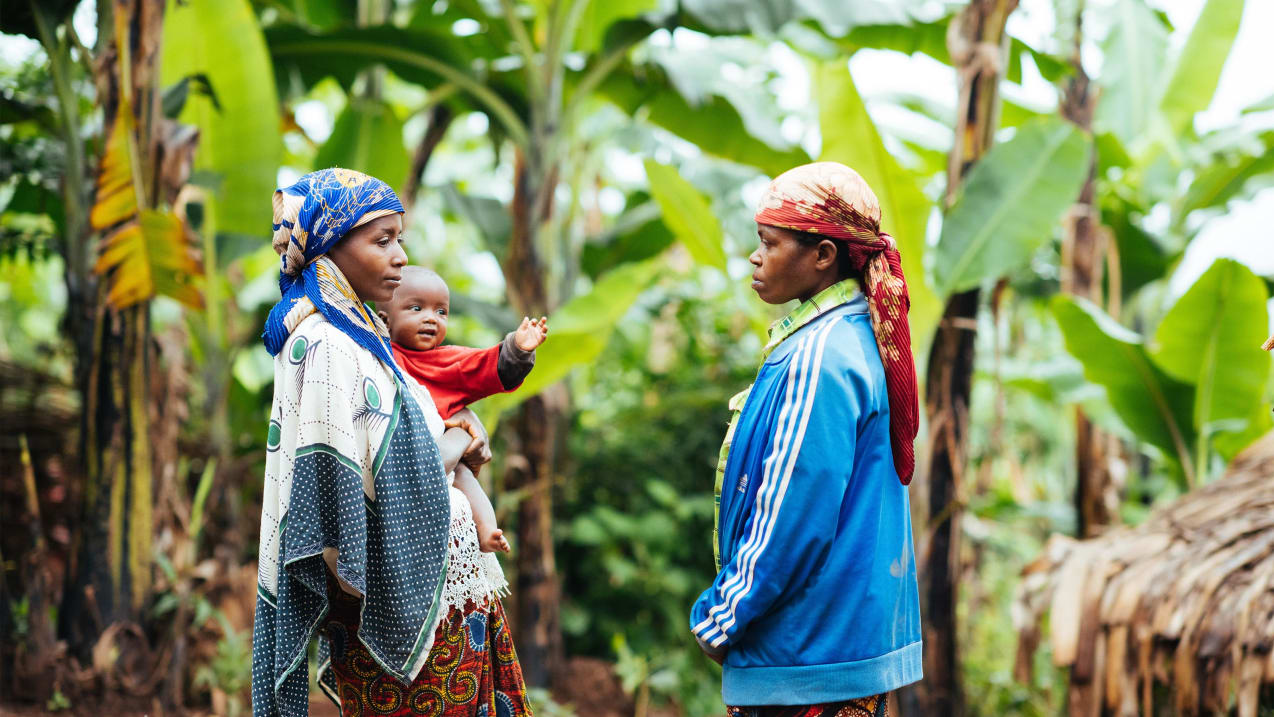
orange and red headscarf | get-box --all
[754,162,918,485]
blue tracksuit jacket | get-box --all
[690,297,922,705]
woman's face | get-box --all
[749,223,829,305]
[326,213,408,304]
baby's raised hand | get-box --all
[514,316,549,352]
[480,527,511,554]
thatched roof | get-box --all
[1015,431,1274,716]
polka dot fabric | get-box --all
[253,312,452,717]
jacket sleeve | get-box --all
[496,331,536,390]
[690,328,868,650]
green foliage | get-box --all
[814,59,938,342]
[580,199,675,279]
[1150,259,1271,459]
[934,118,1090,297]
[1158,0,1245,137]
[439,184,513,262]
[265,24,530,147]
[46,689,71,712]
[1052,296,1197,478]
[562,285,757,716]
[478,257,665,422]
[1103,200,1173,300]
[643,161,727,271]
[193,618,253,717]
[1094,0,1168,149]
[1054,258,1272,484]
[0,253,70,376]
[279,0,356,31]
[598,64,811,176]
[1179,130,1274,219]
[575,0,660,53]
[162,0,282,237]
[313,98,410,191]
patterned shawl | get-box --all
[754,161,919,485]
[262,167,405,382]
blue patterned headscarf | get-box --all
[262,168,406,382]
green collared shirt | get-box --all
[711,279,861,569]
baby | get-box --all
[380,265,548,553]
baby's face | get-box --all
[384,272,450,351]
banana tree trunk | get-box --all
[60,0,168,657]
[904,2,1018,714]
[62,302,155,650]
[1059,4,1117,539]
[502,151,565,686]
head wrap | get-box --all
[754,161,918,485]
[262,168,406,382]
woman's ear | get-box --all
[814,238,839,272]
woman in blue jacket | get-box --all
[690,162,923,716]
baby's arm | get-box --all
[453,462,509,553]
[496,317,548,390]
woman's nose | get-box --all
[749,248,761,266]
[390,241,408,266]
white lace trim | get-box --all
[441,486,509,615]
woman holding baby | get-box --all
[250,168,540,717]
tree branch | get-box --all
[402,104,455,216]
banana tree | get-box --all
[1049,0,1268,484]
[1054,259,1271,487]
[4,0,206,667]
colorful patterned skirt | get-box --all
[321,576,532,716]
[726,693,889,717]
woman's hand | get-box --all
[444,418,488,468]
[695,635,725,665]
[445,412,491,472]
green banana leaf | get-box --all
[643,160,728,272]
[313,98,410,192]
[1150,258,1271,444]
[1052,295,1197,476]
[1179,131,1274,218]
[1158,0,1245,136]
[1094,0,1168,149]
[598,64,811,177]
[576,0,660,53]
[162,0,282,237]
[476,256,665,422]
[933,117,1090,297]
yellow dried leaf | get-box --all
[94,209,203,309]
[90,102,139,231]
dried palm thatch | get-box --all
[1015,431,1274,716]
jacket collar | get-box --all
[761,279,861,360]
